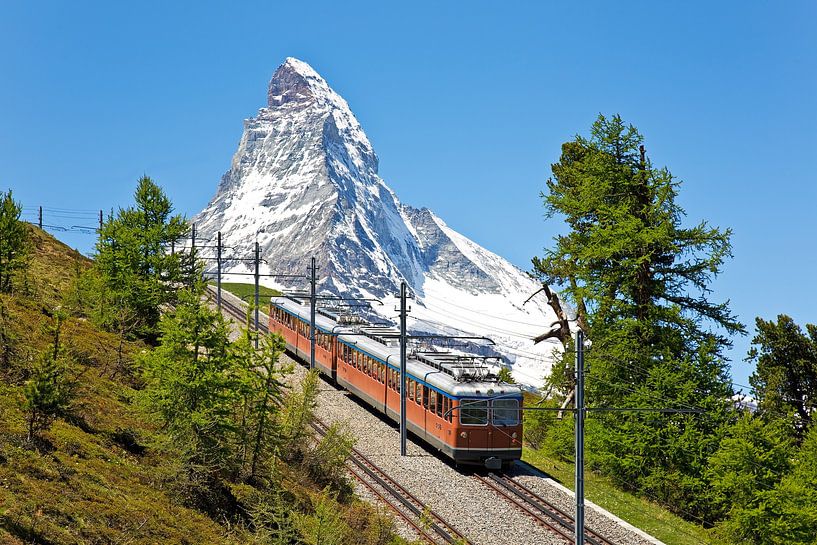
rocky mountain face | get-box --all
[193,58,560,386]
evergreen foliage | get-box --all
[714,423,817,544]
[93,176,189,341]
[23,309,73,441]
[138,288,246,509]
[230,325,289,482]
[0,189,29,293]
[532,114,744,518]
[748,314,817,436]
[279,369,321,458]
[707,413,794,522]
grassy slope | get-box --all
[212,282,282,301]
[0,227,241,544]
[522,448,719,545]
[1,229,410,545]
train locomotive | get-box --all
[268,296,523,469]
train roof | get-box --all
[270,296,523,399]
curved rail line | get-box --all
[474,473,616,545]
[209,289,470,545]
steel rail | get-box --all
[311,418,468,545]
[475,473,617,545]
[474,473,576,543]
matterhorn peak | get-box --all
[194,57,560,387]
[267,57,345,110]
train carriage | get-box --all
[269,296,523,469]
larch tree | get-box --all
[533,114,744,517]
[748,314,817,436]
[0,189,29,293]
[94,176,189,342]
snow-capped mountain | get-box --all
[193,57,561,386]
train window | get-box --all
[492,399,520,426]
[422,386,429,408]
[408,380,415,401]
[460,399,489,425]
[429,390,437,414]
[435,394,443,418]
[442,396,449,420]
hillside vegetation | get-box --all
[0,184,408,545]
[0,226,240,544]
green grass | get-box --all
[211,281,281,301]
[522,447,720,545]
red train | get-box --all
[269,296,523,469]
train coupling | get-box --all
[484,457,502,470]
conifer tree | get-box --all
[533,114,744,516]
[23,309,73,441]
[748,314,817,436]
[230,323,289,482]
[95,176,189,341]
[139,289,236,475]
[0,189,28,293]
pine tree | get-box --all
[533,114,744,517]
[296,489,348,545]
[0,189,28,293]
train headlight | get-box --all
[460,432,467,439]
[511,432,518,439]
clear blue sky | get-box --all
[2,1,815,388]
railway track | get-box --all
[474,473,616,545]
[311,418,470,545]
[209,289,470,545]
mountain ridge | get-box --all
[193,57,560,386]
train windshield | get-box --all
[460,399,489,425]
[492,399,520,426]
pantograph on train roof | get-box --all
[413,351,501,382]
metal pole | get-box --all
[98,210,103,231]
[309,256,316,370]
[190,223,197,289]
[38,206,42,229]
[575,329,585,545]
[254,241,260,349]
[400,282,408,456]
[216,231,222,312]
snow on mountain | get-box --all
[193,57,562,387]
